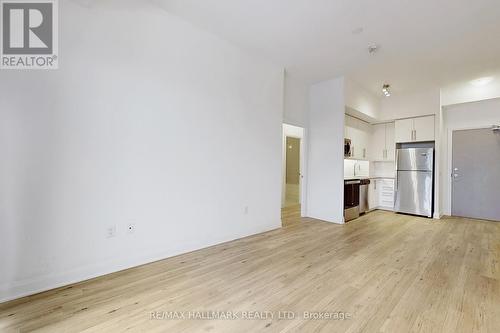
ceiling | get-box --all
[155,0,500,96]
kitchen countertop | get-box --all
[344,176,370,181]
[344,176,395,181]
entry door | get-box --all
[452,128,500,221]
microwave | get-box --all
[344,138,352,157]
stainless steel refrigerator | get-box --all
[394,148,434,217]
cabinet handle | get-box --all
[363,148,366,159]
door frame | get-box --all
[447,125,493,217]
[282,124,307,217]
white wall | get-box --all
[379,89,440,121]
[307,77,345,223]
[345,79,381,121]
[284,72,309,127]
[441,76,500,106]
[0,1,284,302]
[441,98,500,215]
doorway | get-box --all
[285,137,301,207]
[282,124,305,226]
[451,127,500,221]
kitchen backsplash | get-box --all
[344,159,370,178]
[371,161,396,178]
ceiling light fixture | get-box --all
[470,77,494,87]
[382,84,391,97]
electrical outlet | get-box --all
[106,225,116,238]
[127,224,136,234]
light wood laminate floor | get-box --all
[1,209,500,332]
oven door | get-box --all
[344,181,360,209]
[344,180,360,222]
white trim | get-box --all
[300,128,307,217]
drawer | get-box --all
[374,179,394,189]
[379,193,394,201]
[380,197,393,204]
[380,199,394,207]
[380,190,394,198]
[381,179,394,184]
[380,191,394,197]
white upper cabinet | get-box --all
[394,118,414,143]
[371,122,396,161]
[414,116,435,142]
[395,115,435,143]
[385,122,395,160]
[371,124,386,161]
[345,115,371,160]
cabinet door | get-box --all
[371,124,385,161]
[395,118,414,143]
[354,127,366,159]
[378,179,395,210]
[414,116,435,142]
[358,124,370,160]
[368,181,379,210]
[350,127,362,159]
[346,115,370,160]
[385,122,396,161]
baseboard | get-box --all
[0,223,279,304]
